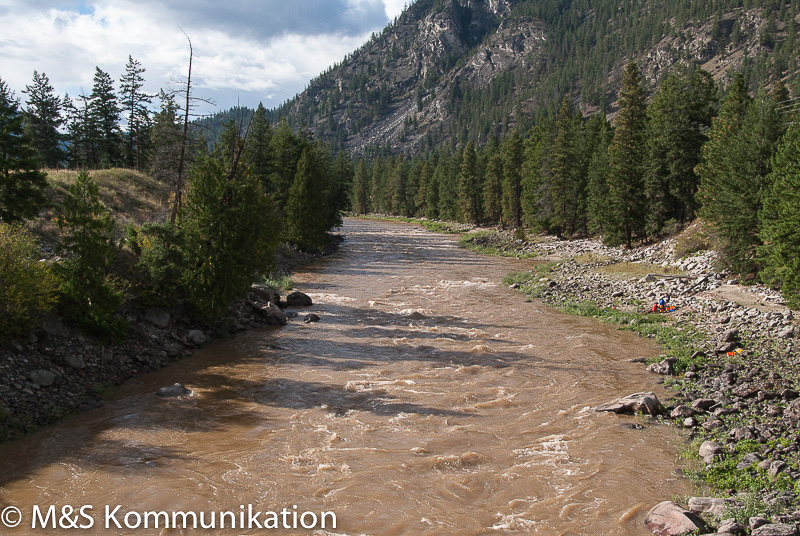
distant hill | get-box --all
[206,0,800,154]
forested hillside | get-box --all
[265,0,800,154]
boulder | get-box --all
[250,283,281,304]
[157,383,192,397]
[778,326,795,339]
[647,357,676,375]
[261,302,287,326]
[64,354,86,369]
[304,313,320,324]
[185,329,207,345]
[721,329,740,343]
[786,399,800,421]
[286,291,313,307]
[671,405,698,419]
[717,518,746,535]
[28,369,56,387]
[752,524,799,536]
[698,441,725,458]
[736,452,763,470]
[688,497,726,517]
[595,392,664,416]
[692,398,717,411]
[144,307,171,328]
[644,501,707,536]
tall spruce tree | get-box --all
[23,71,64,168]
[549,97,581,237]
[606,62,648,247]
[150,90,183,187]
[119,56,152,170]
[502,129,524,229]
[458,142,480,224]
[245,103,272,189]
[0,79,49,223]
[286,146,328,248]
[484,152,504,227]
[585,114,613,236]
[353,159,370,214]
[89,67,122,167]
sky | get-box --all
[0,0,408,117]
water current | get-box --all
[0,218,691,535]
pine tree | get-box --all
[549,97,581,237]
[606,62,648,247]
[23,71,64,168]
[0,79,49,224]
[759,121,800,307]
[585,115,613,236]
[268,119,302,208]
[458,142,480,224]
[286,146,328,248]
[150,90,183,187]
[437,152,459,220]
[89,67,122,167]
[484,152,504,226]
[245,103,272,189]
[502,129,524,229]
[353,159,370,214]
[425,158,441,219]
[119,56,152,170]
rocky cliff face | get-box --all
[271,1,793,154]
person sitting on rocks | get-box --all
[658,296,666,312]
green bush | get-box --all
[131,222,186,306]
[0,224,58,339]
[56,171,126,338]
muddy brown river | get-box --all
[0,218,691,535]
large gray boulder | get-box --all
[250,283,281,304]
[262,302,287,326]
[644,501,707,536]
[29,369,56,387]
[688,496,726,517]
[595,392,664,416]
[752,524,799,536]
[185,329,207,345]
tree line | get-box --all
[1,63,350,339]
[352,63,800,308]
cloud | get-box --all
[0,0,391,112]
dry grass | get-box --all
[572,253,615,264]
[674,219,714,259]
[596,261,686,279]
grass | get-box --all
[356,214,473,233]
[460,231,539,258]
[260,274,294,290]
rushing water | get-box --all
[0,218,691,535]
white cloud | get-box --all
[382,0,408,19]
[0,0,388,113]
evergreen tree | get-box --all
[585,115,613,236]
[0,79,49,224]
[549,97,582,237]
[458,142,480,224]
[245,103,273,189]
[425,158,441,219]
[353,159,370,214]
[65,93,98,168]
[521,117,553,231]
[606,62,648,247]
[502,129,524,228]
[23,71,64,168]
[150,90,183,187]
[416,160,432,216]
[286,146,328,248]
[119,56,152,170]
[327,151,353,226]
[645,68,716,235]
[484,152,504,226]
[437,152,459,220]
[268,119,302,207]
[759,121,800,308]
[89,67,122,167]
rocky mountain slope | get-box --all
[264,0,798,155]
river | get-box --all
[0,218,691,535]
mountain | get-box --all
[257,0,800,155]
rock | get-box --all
[778,326,795,339]
[64,354,85,369]
[262,302,287,326]
[716,341,738,354]
[769,461,788,477]
[185,329,207,345]
[304,313,320,324]
[683,416,696,427]
[671,405,697,418]
[717,518,746,535]
[405,310,426,320]
[250,283,281,304]
[648,357,676,375]
[721,328,740,343]
[595,392,664,416]
[786,399,800,420]
[736,452,763,470]
[144,307,171,328]
[781,389,799,401]
[286,291,313,307]
[699,441,725,458]
[157,383,192,397]
[40,312,65,338]
[688,497,726,517]
[28,369,56,387]
[644,501,707,536]
[7,340,24,354]
[750,517,769,531]
[733,427,757,441]
[692,398,717,411]
[752,524,799,536]
[611,290,624,298]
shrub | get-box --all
[56,171,125,337]
[0,224,58,339]
[131,222,186,306]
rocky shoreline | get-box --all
[0,238,340,443]
[462,225,800,535]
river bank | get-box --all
[0,239,340,443]
[455,223,800,532]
